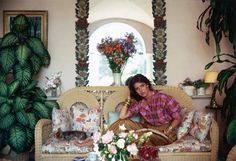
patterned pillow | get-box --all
[189,112,213,142]
[52,108,71,132]
[177,110,195,140]
[70,102,101,133]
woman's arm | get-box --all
[119,98,132,119]
[164,117,182,136]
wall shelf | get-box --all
[191,94,211,99]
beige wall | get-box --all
[0,0,232,96]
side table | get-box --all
[205,105,222,121]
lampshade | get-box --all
[204,71,218,83]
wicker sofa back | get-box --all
[35,86,219,161]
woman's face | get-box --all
[134,82,150,98]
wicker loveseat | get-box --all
[35,86,219,161]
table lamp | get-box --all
[204,71,219,108]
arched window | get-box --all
[88,22,150,86]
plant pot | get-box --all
[182,86,195,96]
[196,87,205,95]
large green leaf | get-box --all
[33,102,50,119]
[11,14,29,34]
[16,110,29,126]
[227,119,236,145]
[45,101,59,110]
[27,113,38,130]
[0,113,15,130]
[0,96,7,105]
[0,33,18,48]
[14,97,28,112]
[29,55,42,74]
[8,80,20,96]
[0,81,8,97]
[14,65,32,87]
[0,103,11,116]
[0,48,16,73]
[21,80,38,93]
[26,37,47,57]
[16,44,31,66]
[8,125,27,153]
[33,87,47,102]
[24,127,34,151]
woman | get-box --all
[109,74,182,146]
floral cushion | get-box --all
[42,134,93,154]
[190,112,213,142]
[52,108,71,132]
[158,135,211,152]
[70,102,101,133]
[177,110,195,139]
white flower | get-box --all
[116,138,125,149]
[127,143,138,155]
[119,124,126,131]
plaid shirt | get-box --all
[128,90,181,126]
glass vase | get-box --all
[113,72,122,86]
[51,88,57,97]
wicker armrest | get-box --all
[35,119,52,161]
[210,119,219,161]
[226,145,236,161]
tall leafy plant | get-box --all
[197,0,236,147]
[0,14,58,153]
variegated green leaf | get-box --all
[29,55,42,74]
[0,48,16,73]
[16,44,31,65]
[24,127,34,151]
[0,113,15,130]
[0,33,18,48]
[14,65,32,87]
[33,102,50,118]
[8,80,20,96]
[14,97,28,112]
[8,125,26,153]
[0,81,8,97]
[45,101,59,110]
[27,113,38,130]
[16,110,29,126]
[0,103,11,116]
[26,37,47,57]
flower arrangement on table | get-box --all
[97,33,137,73]
[92,124,153,161]
[44,71,62,93]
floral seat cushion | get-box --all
[42,135,94,154]
[158,135,211,152]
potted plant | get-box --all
[0,14,59,160]
[179,78,195,96]
[193,79,208,95]
[197,0,236,157]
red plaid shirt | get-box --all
[128,90,181,126]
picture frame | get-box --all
[3,10,48,47]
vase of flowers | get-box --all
[92,124,152,161]
[97,33,137,86]
[44,71,62,97]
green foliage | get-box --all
[197,0,236,56]
[199,0,236,146]
[0,14,59,153]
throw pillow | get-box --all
[189,111,213,142]
[177,110,195,140]
[70,102,101,133]
[52,108,71,133]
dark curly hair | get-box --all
[128,74,153,101]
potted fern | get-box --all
[0,14,59,160]
[197,0,236,158]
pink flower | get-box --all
[127,143,138,155]
[102,130,114,144]
[92,132,101,143]
[108,144,117,154]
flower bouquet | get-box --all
[92,124,152,161]
[97,33,137,73]
[44,71,62,96]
